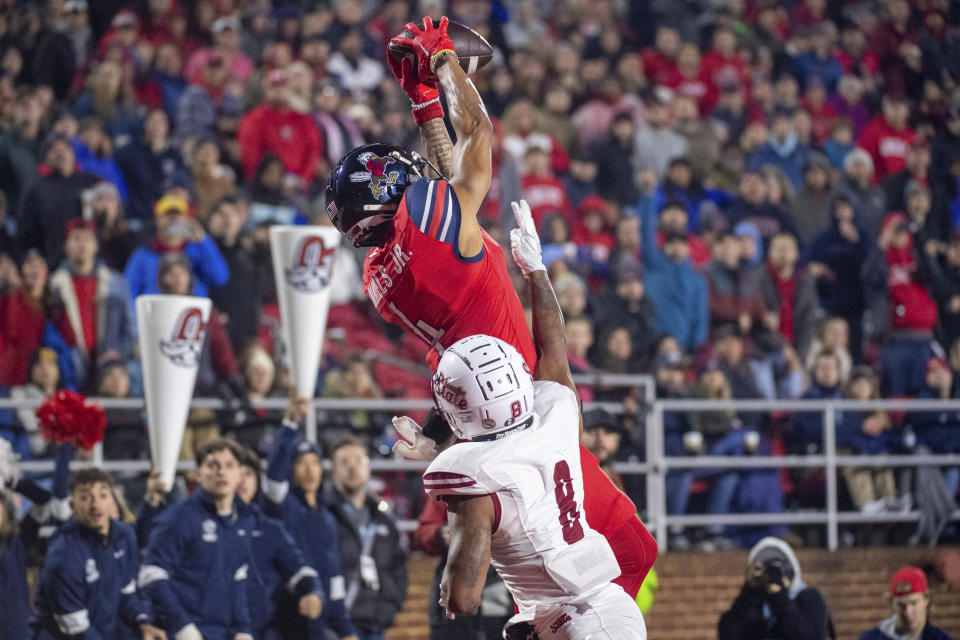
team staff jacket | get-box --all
[138,489,255,639]
[326,488,408,634]
[134,497,323,638]
[33,518,152,639]
[263,424,358,639]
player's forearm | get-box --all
[529,270,567,365]
[443,523,490,613]
[419,118,454,179]
[436,58,492,152]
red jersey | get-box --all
[858,115,915,183]
[363,177,536,371]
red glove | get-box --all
[387,52,443,126]
[389,16,457,88]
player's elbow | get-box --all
[447,583,482,615]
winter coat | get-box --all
[701,260,767,336]
[139,490,254,639]
[49,262,134,386]
[795,383,842,453]
[833,177,887,239]
[757,264,821,357]
[70,139,129,203]
[639,198,709,351]
[115,138,191,220]
[33,519,152,639]
[123,237,230,317]
[0,129,39,208]
[15,170,102,266]
[590,289,660,365]
[907,387,960,454]
[0,534,30,640]
[858,617,954,640]
[724,198,799,242]
[263,424,358,639]
[804,209,871,318]
[326,489,408,634]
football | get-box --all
[388,19,494,77]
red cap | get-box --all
[890,567,927,597]
[64,217,96,238]
[926,356,949,375]
[578,195,607,216]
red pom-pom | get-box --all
[36,390,107,450]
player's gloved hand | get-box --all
[510,200,545,277]
[389,16,457,87]
[392,416,439,461]
[386,53,443,126]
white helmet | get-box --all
[432,335,535,441]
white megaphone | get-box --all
[137,294,212,489]
[270,226,340,398]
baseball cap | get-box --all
[64,217,96,238]
[294,439,323,462]
[154,195,189,217]
[582,408,620,433]
[890,567,927,597]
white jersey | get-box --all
[423,380,622,625]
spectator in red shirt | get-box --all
[701,26,749,95]
[834,23,880,81]
[641,25,681,86]
[519,144,572,226]
[858,94,915,183]
[872,0,923,96]
[758,233,821,357]
[666,43,719,116]
[237,69,322,186]
[800,77,836,145]
[48,218,133,390]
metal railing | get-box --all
[4,379,960,546]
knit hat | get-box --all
[64,217,96,239]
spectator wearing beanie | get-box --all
[639,198,708,352]
[49,218,134,389]
[237,68,322,186]
[16,133,101,266]
[805,193,871,360]
[858,567,954,640]
[124,194,229,315]
[836,148,887,239]
[858,94,915,183]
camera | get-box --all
[762,559,786,587]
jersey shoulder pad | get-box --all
[423,443,500,497]
[533,380,580,438]
[403,177,479,261]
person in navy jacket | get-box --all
[32,468,165,639]
[858,567,955,640]
[262,397,359,640]
[0,488,30,640]
[236,444,325,638]
[139,439,255,640]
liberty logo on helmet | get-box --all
[433,372,467,410]
[348,152,401,201]
[159,307,208,367]
[285,236,336,293]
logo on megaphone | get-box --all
[159,307,208,367]
[284,235,336,293]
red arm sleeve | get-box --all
[414,494,449,556]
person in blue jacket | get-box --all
[262,397,359,640]
[234,444,325,639]
[32,468,165,639]
[858,567,955,640]
[638,195,709,353]
[123,194,229,317]
[139,439,255,640]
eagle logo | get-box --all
[349,152,401,201]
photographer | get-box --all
[719,537,830,640]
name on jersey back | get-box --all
[367,244,411,307]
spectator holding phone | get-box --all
[123,194,229,316]
[719,537,831,640]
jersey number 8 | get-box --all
[552,460,585,545]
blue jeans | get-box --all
[665,431,743,536]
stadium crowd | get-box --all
[0,0,960,635]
